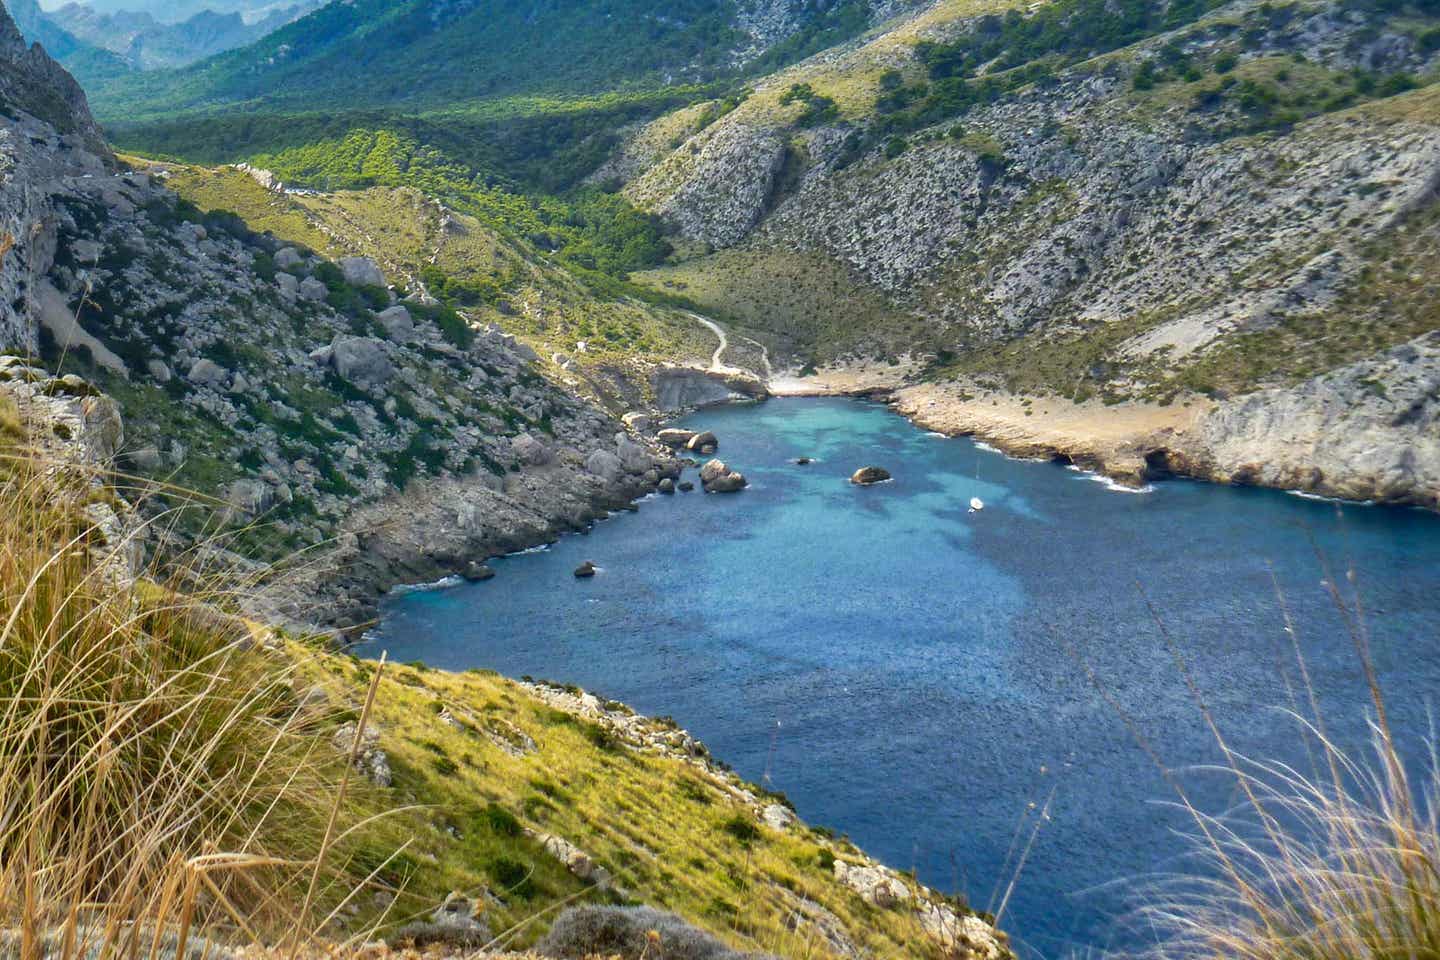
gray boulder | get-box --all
[850,466,891,485]
[298,276,328,301]
[585,448,624,481]
[656,428,697,447]
[376,305,414,341]
[273,247,304,270]
[187,358,228,388]
[329,336,394,386]
[622,411,654,434]
[274,272,299,300]
[338,256,385,288]
[224,478,272,519]
[615,436,652,474]
[512,433,552,466]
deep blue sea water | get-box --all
[372,397,1440,958]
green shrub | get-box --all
[720,815,760,845]
[476,802,523,837]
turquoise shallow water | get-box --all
[373,397,1440,957]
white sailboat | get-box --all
[969,456,985,512]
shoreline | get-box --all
[766,365,1439,511]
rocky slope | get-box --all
[0,3,707,633]
[616,0,1440,507]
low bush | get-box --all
[537,905,770,960]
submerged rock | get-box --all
[678,480,695,492]
[850,466,891,485]
[461,561,495,582]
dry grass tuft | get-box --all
[0,422,386,959]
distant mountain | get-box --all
[88,0,923,121]
[45,0,317,70]
[2,0,130,82]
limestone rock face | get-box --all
[761,803,795,831]
[331,722,391,787]
[656,428,698,447]
[832,860,911,908]
[651,366,767,412]
[1186,331,1440,508]
[626,121,788,248]
[224,478,273,519]
[615,435,652,474]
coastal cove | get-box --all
[372,397,1440,958]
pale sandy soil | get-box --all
[768,360,917,396]
[890,382,1210,483]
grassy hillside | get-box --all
[149,160,717,381]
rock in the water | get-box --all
[656,428,697,447]
[461,562,495,582]
[574,560,597,578]
[678,480,695,492]
[699,459,747,493]
[657,477,675,494]
[338,255,386,288]
[850,466,891,485]
[796,457,812,465]
[685,430,718,453]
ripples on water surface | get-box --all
[375,397,1440,958]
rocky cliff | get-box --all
[617,0,1440,507]
[0,0,688,632]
